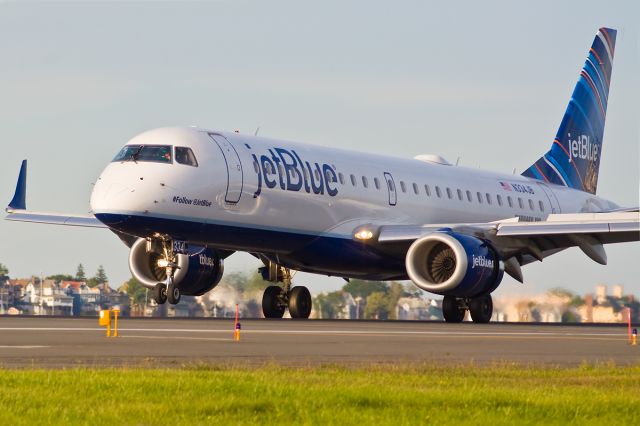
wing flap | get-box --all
[496,212,639,243]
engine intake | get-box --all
[129,238,224,296]
[405,231,503,297]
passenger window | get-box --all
[528,199,534,210]
[477,192,483,204]
[362,176,368,188]
[466,190,472,202]
[457,189,463,201]
[253,159,259,174]
[388,180,394,191]
[497,194,503,206]
[436,186,442,198]
[424,185,431,196]
[539,200,545,212]
[446,188,452,199]
[303,168,309,181]
[280,164,286,177]
[350,174,357,186]
[374,177,380,189]
[400,181,406,193]
[413,183,419,194]
[338,173,345,185]
[518,198,524,209]
[485,193,492,205]
[326,169,335,183]
[508,196,513,208]
[175,147,198,167]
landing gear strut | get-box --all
[442,294,493,323]
[260,263,312,319]
[151,239,181,305]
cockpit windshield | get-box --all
[112,145,172,163]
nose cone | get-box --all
[90,163,139,214]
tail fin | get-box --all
[522,27,617,194]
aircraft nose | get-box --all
[90,170,135,214]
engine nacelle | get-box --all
[405,231,504,298]
[129,238,224,296]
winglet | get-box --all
[7,160,27,211]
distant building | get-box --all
[578,284,634,323]
[396,297,442,320]
[3,277,131,317]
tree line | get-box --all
[0,262,109,288]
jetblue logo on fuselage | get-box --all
[250,147,339,198]
[568,133,598,164]
[471,255,494,270]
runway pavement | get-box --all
[0,316,638,368]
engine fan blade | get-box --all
[149,253,168,281]
[427,244,456,283]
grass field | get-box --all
[1,363,638,425]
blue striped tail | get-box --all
[522,27,616,194]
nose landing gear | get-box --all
[260,263,312,319]
[151,239,182,305]
[153,282,167,305]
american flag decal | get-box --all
[500,182,512,191]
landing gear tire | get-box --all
[167,281,181,305]
[288,286,312,319]
[442,296,465,323]
[153,283,167,305]
[262,285,286,318]
[469,294,493,323]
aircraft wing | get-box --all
[5,210,106,228]
[5,160,106,228]
[353,210,640,282]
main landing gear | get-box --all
[442,294,493,323]
[151,239,182,306]
[260,263,312,319]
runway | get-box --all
[0,317,637,368]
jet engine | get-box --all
[405,231,504,298]
[129,238,224,296]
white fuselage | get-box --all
[89,127,618,279]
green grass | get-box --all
[0,363,638,425]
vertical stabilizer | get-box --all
[522,27,617,194]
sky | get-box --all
[0,1,638,298]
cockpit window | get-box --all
[112,145,172,163]
[175,147,198,167]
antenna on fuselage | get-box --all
[254,126,261,136]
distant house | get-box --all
[169,296,204,318]
[396,297,442,321]
[40,280,73,315]
[60,281,101,315]
[105,291,132,317]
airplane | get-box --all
[5,27,639,323]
